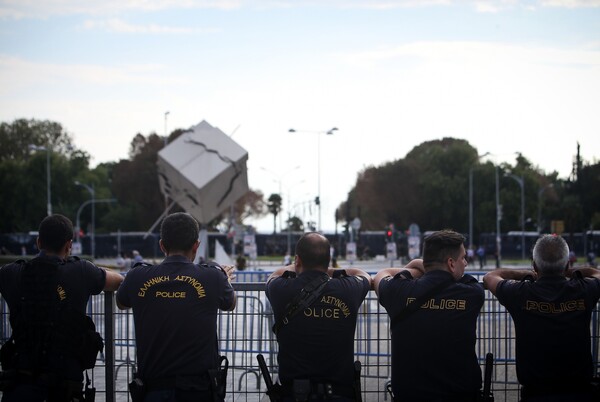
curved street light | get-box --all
[75,181,95,257]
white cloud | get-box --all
[540,0,600,7]
[0,0,243,19]
[81,18,219,34]
[0,55,188,93]
[1,0,599,19]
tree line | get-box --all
[336,138,600,240]
[1,119,599,242]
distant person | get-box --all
[467,245,475,266]
[117,212,236,402]
[587,251,597,268]
[283,252,292,266]
[374,230,484,401]
[266,232,371,401]
[132,250,143,266]
[236,254,247,271]
[0,214,123,402]
[330,245,339,268]
[484,234,600,401]
[476,245,486,269]
[568,250,577,268]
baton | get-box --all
[257,354,276,401]
[483,352,494,402]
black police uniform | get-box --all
[116,255,235,401]
[496,275,600,401]
[0,252,106,402]
[266,269,370,401]
[378,270,484,401]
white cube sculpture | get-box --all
[157,120,249,224]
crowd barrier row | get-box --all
[1,271,599,402]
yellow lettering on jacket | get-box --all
[57,285,66,301]
[155,291,186,299]
[319,295,351,318]
[138,275,170,297]
[406,297,467,310]
[525,299,585,313]
[174,275,206,298]
[303,307,341,319]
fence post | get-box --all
[104,291,116,402]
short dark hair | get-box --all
[295,232,330,270]
[38,214,74,253]
[160,213,199,253]
[422,230,465,269]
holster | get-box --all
[128,378,146,402]
[84,371,96,402]
[353,360,362,402]
[207,356,229,402]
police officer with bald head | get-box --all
[266,232,372,401]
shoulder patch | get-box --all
[332,269,348,279]
[282,271,297,279]
[394,270,413,280]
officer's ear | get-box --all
[532,262,539,273]
[159,240,167,256]
[294,255,303,273]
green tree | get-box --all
[0,119,101,232]
[267,193,282,234]
[110,133,166,231]
[0,118,79,162]
[285,216,304,232]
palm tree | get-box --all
[267,193,282,234]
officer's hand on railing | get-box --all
[223,265,236,282]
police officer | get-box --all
[266,232,371,401]
[116,212,236,402]
[484,234,600,401]
[0,214,123,402]
[374,230,484,402]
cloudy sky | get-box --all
[1,0,599,233]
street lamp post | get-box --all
[75,198,116,257]
[75,182,95,258]
[495,165,502,267]
[506,174,525,260]
[289,127,338,232]
[164,111,170,146]
[537,184,554,233]
[468,152,490,249]
[29,144,52,216]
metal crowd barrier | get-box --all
[1,271,599,402]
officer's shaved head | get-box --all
[160,212,199,253]
[422,230,465,270]
[533,234,569,276]
[295,232,330,271]
[38,214,74,253]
